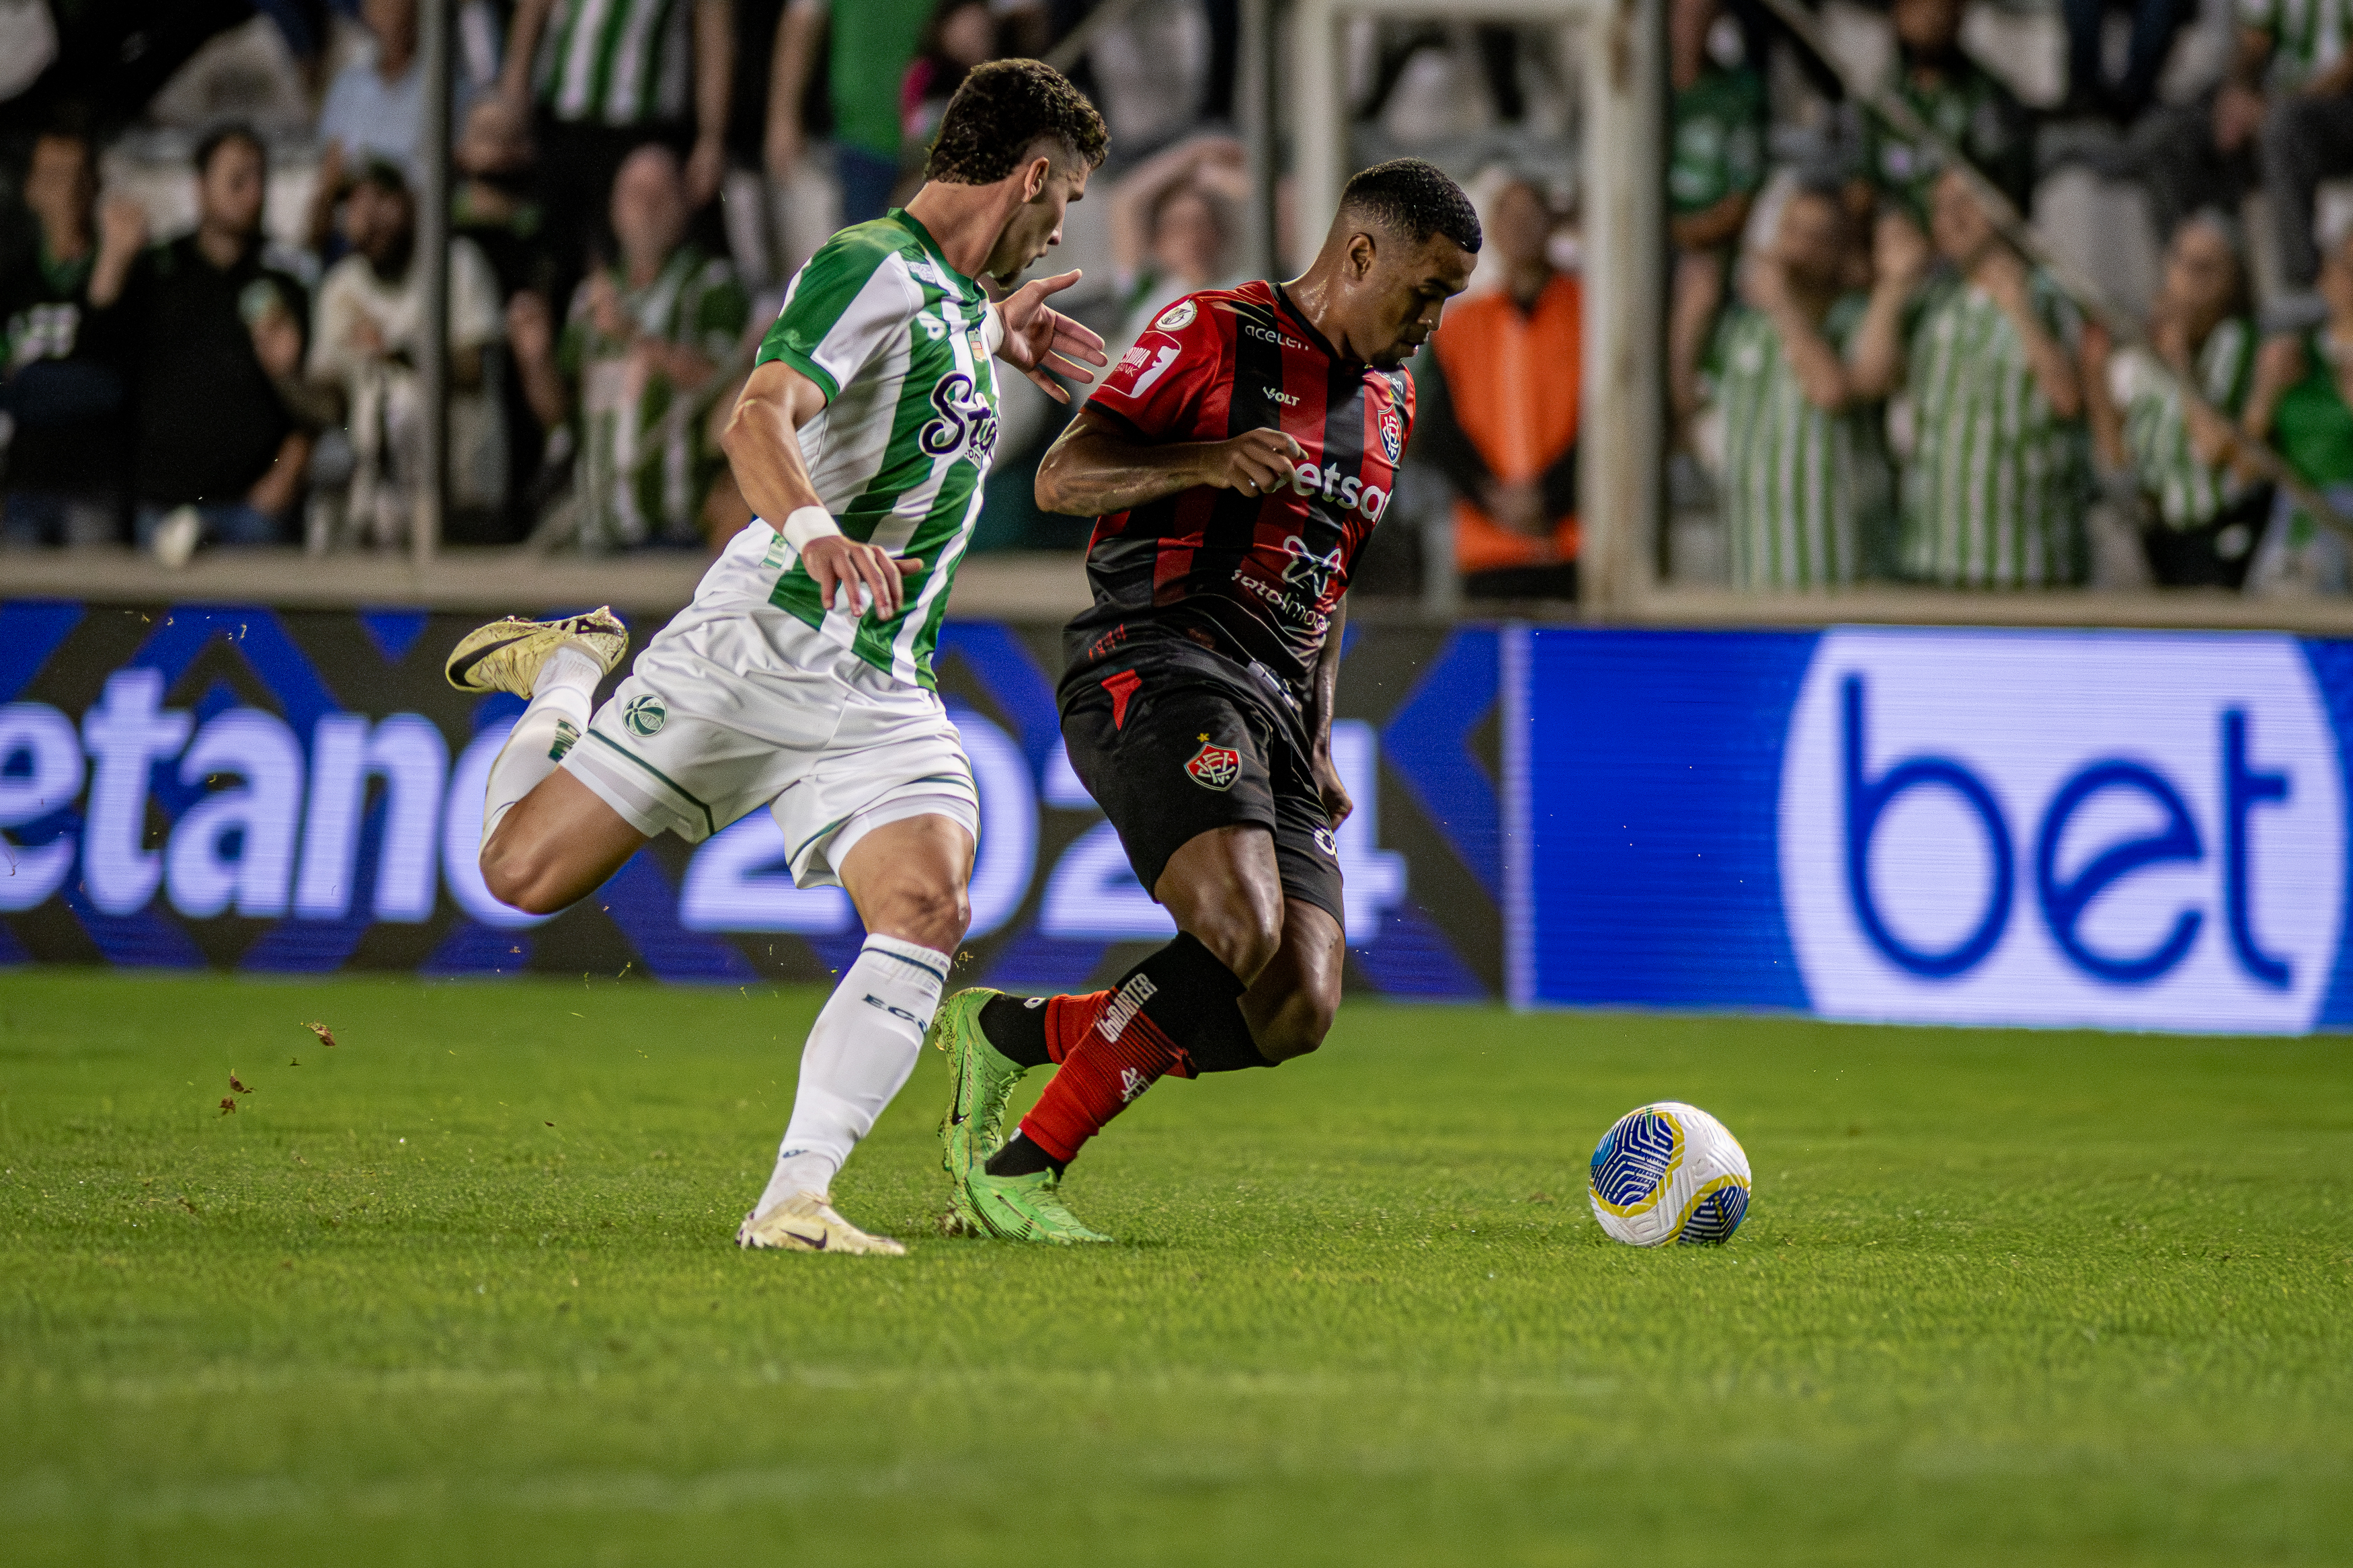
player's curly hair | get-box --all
[924,58,1109,185]
[1340,159,1482,253]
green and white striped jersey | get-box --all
[2110,318,2256,530]
[561,242,750,547]
[2239,0,2351,85]
[1897,270,2091,589]
[534,0,692,127]
[754,210,1005,690]
[1706,296,1889,589]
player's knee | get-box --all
[873,878,969,953]
[1195,907,1282,984]
[481,847,562,915]
[1257,983,1337,1062]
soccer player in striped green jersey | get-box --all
[442,61,1111,1255]
[1852,169,2091,589]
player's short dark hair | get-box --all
[924,58,1109,185]
[194,122,267,179]
[1339,159,1482,253]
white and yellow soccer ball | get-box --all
[1587,1102,1751,1246]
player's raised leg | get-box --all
[737,812,974,1255]
[444,608,648,913]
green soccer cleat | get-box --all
[931,987,1030,1186]
[444,606,628,696]
[949,1167,1113,1245]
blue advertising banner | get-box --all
[1513,625,2353,1033]
[0,601,1503,1000]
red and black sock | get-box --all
[978,990,1115,1068]
[986,934,1247,1175]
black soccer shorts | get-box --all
[1060,669,1345,930]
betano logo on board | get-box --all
[1778,630,2346,1034]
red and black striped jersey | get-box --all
[1063,280,1413,705]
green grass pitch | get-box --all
[2,971,2348,1565]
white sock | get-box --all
[756,934,949,1214]
[479,645,602,850]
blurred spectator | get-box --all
[901,0,998,151]
[2081,212,2268,586]
[2247,0,2353,316]
[1851,169,2090,588]
[452,94,557,538]
[1705,182,1893,589]
[1108,134,1247,349]
[309,160,506,548]
[452,96,553,302]
[768,0,926,224]
[1665,0,1765,455]
[2063,0,2196,122]
[1,127,135,546]
[2242,213,2353,591]
[510,145,748,549]
[1858,0,2035,222]
[1418,176,1581,599]
[93,125,313,563]
[502,0,735,310]
[305,0,443,248]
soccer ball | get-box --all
[1587,1102,1751,1246]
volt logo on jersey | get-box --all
[1778,630,2344,1033]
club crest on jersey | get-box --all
[1378,409,1402,463]
[1154,298,1197,331]
[1185,736,1242,791]
[623,695,667,737]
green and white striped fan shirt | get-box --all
[2239,0,2351,86]
[1708,296,1888,589]
[534,0,692,127]
[1897,271,2091,589]
[2111,318,2256,530]
[561,242,749,548]
[754,210,1005,691]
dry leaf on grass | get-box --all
[217,1098,237,1115]
[303,1022,337,1048]
[229,1074,253,1095]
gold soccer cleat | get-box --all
[444,607,628,697]
[735,1191,909,1256]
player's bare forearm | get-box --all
[1308,598,1352,826]
[1038,410,1306,517]
[1036,417,1213,515]
[720,360,828,523]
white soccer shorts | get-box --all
[563,524,980,889]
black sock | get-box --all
[1183,993,1277,1073]
[978,993,1053,1067]
[986,1130,1063,1178]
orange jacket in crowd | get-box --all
[1422,270,1582,575]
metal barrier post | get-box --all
[414,0,452,567]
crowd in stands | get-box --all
[1,0,2348,604]
[1661,0,2353,593]
[0,0,1247,563]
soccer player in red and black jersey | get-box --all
[930,159,1482,1243]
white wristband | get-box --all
[780,505,841,552]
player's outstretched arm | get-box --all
[1036,407,1308,517]
[721,360,920,616]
